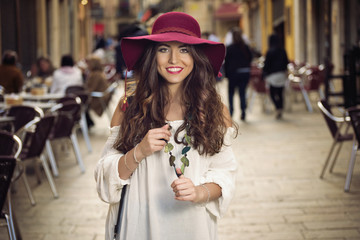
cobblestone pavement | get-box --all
[1,80,360,240]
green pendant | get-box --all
[164,142,174,153]
[181,164,185,174]
[169,155,175,167]
[185,134,191,145]
[182,146,191,154]
[164,122,191,176]
[181,156,189,167]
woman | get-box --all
[95,12,238,240]
[85,56,111,128]
[224,27,253,121]
[262,34,289,119]
[36,56,55,79]
[85,56,111,127]
[50,54,83,94]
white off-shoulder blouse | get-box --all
[94,120,238,240]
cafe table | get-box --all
[0,101,56,111]
[20,92,64,101]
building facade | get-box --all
[242,0,360,74]
[0,0,92,72]
[1,0,359,76]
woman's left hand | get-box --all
[170,168,201,203]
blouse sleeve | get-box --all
[94,125,130,204]
[200,127,238,218]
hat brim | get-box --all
[120,32,225,76]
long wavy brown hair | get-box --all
[114,42,238,155]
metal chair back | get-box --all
[0,156,17,239]
[0,130,22,158]
[20,115,55,160]
[343,106,360,191]
[50,101,81,130]
[347,107,360,148]
[318,100,341,139]
[0,156,16,213]
[6,105,44,134]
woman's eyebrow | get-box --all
[158,43,170,47]
[157,43,188,48]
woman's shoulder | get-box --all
[222,104,232,128]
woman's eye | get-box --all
[180,48,189,53]
[158,47,169,53]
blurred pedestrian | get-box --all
[50,54,83,94]
[225,26,250,46]
[93,34,107,64]
[0,50,24,93]
[29,56,56,88]
[85,56,111,127]
[95,12,238,240]
[224,27,253,121]
[263,34,289,119]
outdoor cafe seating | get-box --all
[0,156,17,240]
[16,115,59,202]
[47,100,86,176]
[317,100,353,179]
[65,86,92,153]
[318,99,360,192]
[344,106,360,192]
[288,62,326,112]
[0,130,24,240]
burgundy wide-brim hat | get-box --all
[120,12,225,76]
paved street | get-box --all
[1,80,360,240]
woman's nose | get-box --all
[168,51,178,64]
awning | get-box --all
[93,23,104,35]
[214,3,242,20]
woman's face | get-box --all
[39,59,51,72]
[156,41,194,87]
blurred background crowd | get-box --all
[1,0,359,123]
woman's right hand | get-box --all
[137,124,171,159]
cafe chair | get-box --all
[64,87,92,153]
[47,101,85,175]
[4,105,44,135]
[0,156,17,240]
[344,106,360,192]
[44,96,81,177]
[90,81,119,121]
[289,64,325,112]
[0,131,25,239]
[18,115,58,200]
[46,99,80,176]
[65,86,86,95]
[0,85,4,102]
[0,130,22,157]
[0,130,35,206]
[317,100,353,180]
[104,64,117,83]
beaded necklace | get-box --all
[164,121,191,177]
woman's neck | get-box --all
[165,85,185,121]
